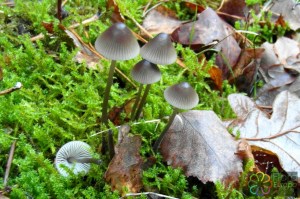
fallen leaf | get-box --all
[160,110,242,185]
[108,99,135,125]
[208,66,223,91]
[218,0,247,24]
[171,7,241,78]
[105,134,143,195]
[256,37,300,105]
[107,0,125,23]
[183,2,205,14]
[269,0,300,31]
[65,29,103,70]
[228,91,300,178]
[142,5,184,36]
[230,48,265,93]
[251,145,284,174]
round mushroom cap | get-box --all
[131,59,161,84]
[95,22,140,61]
[140,33,177,65]
[55,141,92,177]
[164,82,199,110]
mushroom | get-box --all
[95,22,140,158]
[140,33,177,65]
[95,22,140,125]
[55,141,101,177]
[153,82,199,152]
[130,59,161,121]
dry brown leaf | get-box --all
[142,5,184,36]
[228,91,300,177]
[171,7,241,78]
[64,29,102,70]
[208,66,223,91]
[105,134,143,195]
[218,0,247,24]
[160,110,242,185]
[230,48,265,93]
[269,0,300,31]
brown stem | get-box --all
[131,84,143,121]
[3,140,16,187]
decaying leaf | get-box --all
[269,0,300,31]
[228,91,300,178]
[257,37,300,105]
[105,134,143,195]
[65,29,102,70]
[160,110,242,184]
[230,48,265,93]
[142,5,184,36]
[171,7,241,79]
[208,66,223,91]
[218,0,247,24]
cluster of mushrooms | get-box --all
[54,22,199,176]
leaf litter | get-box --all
[227,91,300,179]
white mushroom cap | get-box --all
[95,22,140,61]
[55,141,92,177]
[140,33,177,65]
[164,82,199,110]
[131,59,161,84]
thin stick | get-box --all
[0,82,22,96]
[90,119,161,137]
[3,140,17,187]
[134,84,151,120]
[153,109,177,152]
[121,192,179,199]
[245,129,300,141]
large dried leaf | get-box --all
[160,110,242,184]
[171,7,241,78]
[228,91,300,176]
[105,134,143,195]
[269,0,300,31]
[142,5,184,36]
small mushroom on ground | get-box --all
[95,22,140,158]
[55,141,101,177]
[140,33,177,65]
[153,82,199,152]
[130,59,161,121]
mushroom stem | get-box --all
[131,84,143,121]
[108,129,115,159]
[67,157,102,165]
[153,108,178,152]
[101,60,116,125]
[101,60,116,158]
[134,84,151,120]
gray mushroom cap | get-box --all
[55,141,92,177]
[140,33,177,65]
[131,59,161,84]
[95,22,140,61]
[164,82,199,110]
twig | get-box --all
[121,192,179,199]
[0,82,22,96]
[68,13,101,29]
[3,140,17,187]
[245,128,300,141]
[90,119,161,137]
